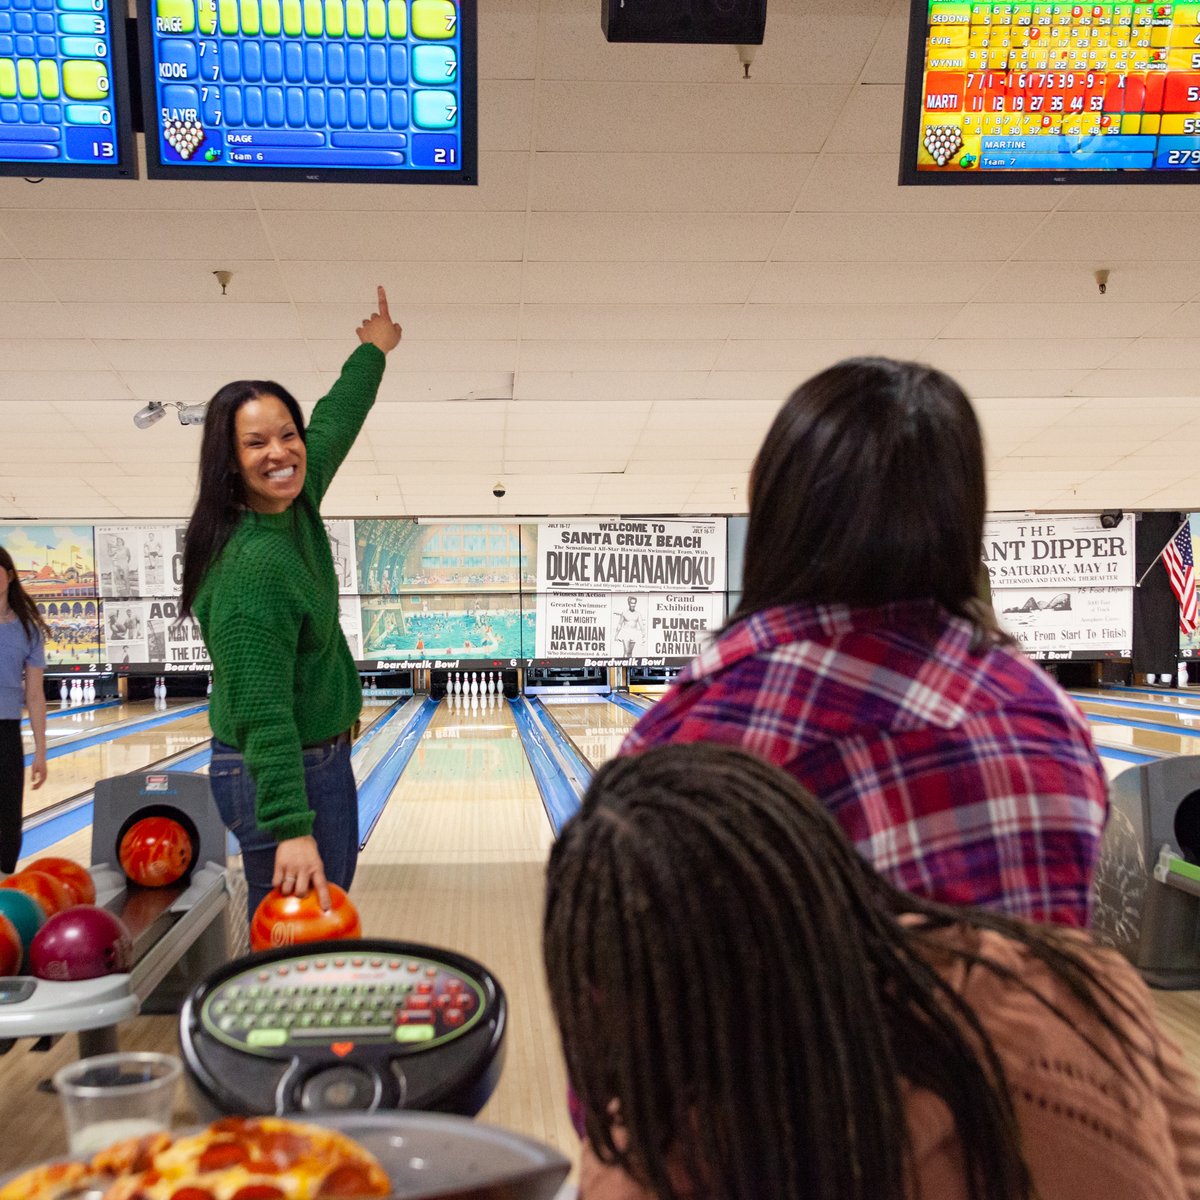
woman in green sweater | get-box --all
[180,288,402,922]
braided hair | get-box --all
[543,743,1146,1200]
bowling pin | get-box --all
[70,678,82,705]
[472,672,480,696]
[86,679,95,703]
[1180,662,1190,689]
[207,675,213,697]
[59,679,69,708]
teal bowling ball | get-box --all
[0,888,46,967]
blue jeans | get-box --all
[208,736,359,925]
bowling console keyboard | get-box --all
[181,939,506,1118]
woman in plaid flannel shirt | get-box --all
[622,357,1108,928]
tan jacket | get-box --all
[576,927,1200,1200]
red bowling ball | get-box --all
[250,884,361,952]
[29,906,133,982]
[118,815,196,888]
[0,913,20,977]
[2,870,74,918]
[24,857,96,907]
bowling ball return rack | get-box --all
[0,771,231,1059]
[1094,754,1200,988]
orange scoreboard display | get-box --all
[900,2,1200,180]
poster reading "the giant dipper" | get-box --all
[983,513,1135,659]
[535,519,726,665]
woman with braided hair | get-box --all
[544,743,1200,1200]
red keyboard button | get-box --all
[445,979,463,993]
[416,982,433,994]
[407,962,420,973]
[445,1008,465,1027]
[395,1011,434,1025]
[425,967,438,978]
[435,994,452,1008]
[407,996,433,1010]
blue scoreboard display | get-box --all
[0,0,134,177]
[139,0,475,182]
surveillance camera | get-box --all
[133,402,166,430]
[492,482,506,498]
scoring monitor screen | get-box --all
[0,0,135,177]
[140,0,475,182]
[901,2,1200,183]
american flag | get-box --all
[1163,521,1199,634]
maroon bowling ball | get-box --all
[28,906,133,982]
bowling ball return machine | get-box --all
[1093,754,1200,988]
[0,770,230,1057]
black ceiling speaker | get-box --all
[601,0,767,44]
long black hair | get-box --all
[735,357,1000,638]
[179,380,306,617]
[0,546,48,642]
[544,744,1147,1200]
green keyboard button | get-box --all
[248,1029,288,1047]
[394,1025,435,1043]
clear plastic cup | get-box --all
[53,1051,182,1157]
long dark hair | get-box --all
[0,546,48,642]
[735,357,999,636]
[179,380,306,617]
[544,744,1147,1200]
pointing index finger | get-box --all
[376,285,390,318]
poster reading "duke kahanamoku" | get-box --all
[534,519,726,662]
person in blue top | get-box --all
[0,546,47,876]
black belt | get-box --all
[303,728,352,752]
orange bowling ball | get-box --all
[24,857,95,906]
[2,870,74,918]
[118,816,196,888]
[0,913,20,977]
[250,884,361,952]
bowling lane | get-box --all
[1075,694,1200,727]
[1085,718,1199,759]
[1090,687,1200,711]
[26,699,132,741]
[540,695,638,769]
[24,707,214,820]
[352,697,577,1161]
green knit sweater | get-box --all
[194,343,385,841]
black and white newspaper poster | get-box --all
[324,520,358,595]
[95,525,185,598]
[535,519,726,663]
[339,596,363,660]
[982,513,1135,589]
[984,513,1135,658]
[994,587,1133,658]
[102,599,211,669]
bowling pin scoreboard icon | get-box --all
[141,0,475,180]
